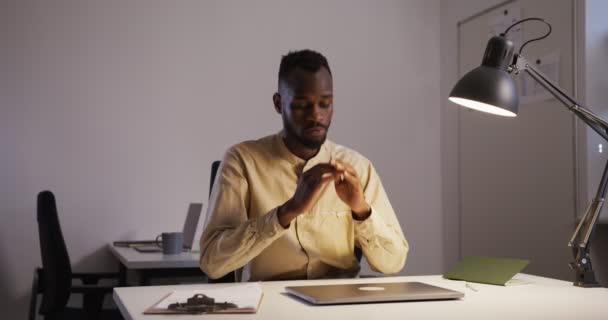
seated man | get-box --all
[200,49,408,281]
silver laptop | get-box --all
[130,203,203,253]
[285,282,464,305]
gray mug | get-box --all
[155,232,183,255]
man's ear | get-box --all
[273,93,282,114]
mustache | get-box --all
[304,122,328,130]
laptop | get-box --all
[285,281,464,305]
[113,203,203,253]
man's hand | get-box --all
[277,163,338,228]
[330,159,371,220]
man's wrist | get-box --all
[351,203,372,221]
[277,200,297,228]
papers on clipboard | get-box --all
[144,283,263,315]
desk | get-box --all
[108,244,205,285]
[113,274,608,319]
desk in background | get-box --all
[108,244,205,286]
[113,274,608,320]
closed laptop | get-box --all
[285,281,464,305]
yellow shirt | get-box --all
[199,132,408,281]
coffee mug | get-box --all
[155,232,184,255]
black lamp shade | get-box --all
[449,35,519,117]
[449,66,519,117]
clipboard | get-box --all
[144,283,264,315]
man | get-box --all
[200,49,408,281]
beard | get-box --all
[283,117,330,149]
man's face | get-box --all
[277,67,333,149]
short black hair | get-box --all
[278,49,332,86]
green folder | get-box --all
[444,256,530,286]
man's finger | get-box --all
[341,170,359,186]
[332,159,357,177]
[330,158,343,170]
[329,160,351,179]
[303,165,335,182]
[310,163,339,176]
[315,172,336,187]
[306,172,336,201]
[333,172,345,184]
[321,172,335,180]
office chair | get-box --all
[209,160,221,199]
[355,246,363,263]
[30,190,123,320]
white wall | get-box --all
[584,0,608,285]
[439,0,506,273]
[1,0,441,318]
[584,0,608,221]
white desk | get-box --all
[108,244,204,285]
[113,274,608,320]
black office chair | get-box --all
[209,160,221,199]
[30,190,123,320]
[355,247,363,263]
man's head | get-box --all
[273,50,333,150]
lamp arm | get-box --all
[515,56,608,140]
[513,55,604,287]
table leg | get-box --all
[118,263,127,286]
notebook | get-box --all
[285,282,464,305]
[113,203,203,252]
[443,256,530,286]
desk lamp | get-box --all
[449,18,603,287]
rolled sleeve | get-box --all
[354,207,408,274]
[354,162,409,274]
[255,207,288,241]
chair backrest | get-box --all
[203,160,221,229]
[209,160,221,198]
[36,190,72,314]
[355,246,363,263]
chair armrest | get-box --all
[70,285,116,314]
[70,285,115,295]
[71,272,120,285]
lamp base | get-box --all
[573,270,601,287]
[574,281,601,288]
